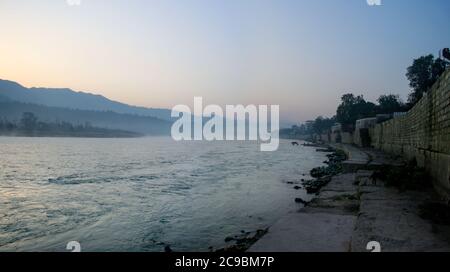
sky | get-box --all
[0,0,449,124]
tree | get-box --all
[376,94,405,114]
[336,94,376,126]
[406,54,448,105]
[312,116,336,134]
[20,112,38,130]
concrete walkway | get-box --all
[249,212,356,252]
[352,170,450,252]
[332,144,370,173]
[250,173,359,252]
[333,144,403,173]
[249,146,450,252]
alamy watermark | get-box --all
[171,97,279,152]
[366,241,382,252]
[64,240,380,252]
[66,241,81,252]
[66,0,81,6]
[367,0,382,6]
[65,0,381,8]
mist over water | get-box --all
[0,137,327,252]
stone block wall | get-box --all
[341,132,354,144]
[371,69,450,199]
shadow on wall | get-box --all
[370,70,450,201]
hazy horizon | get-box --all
[1,0,449,124]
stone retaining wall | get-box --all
[371,69,450,199]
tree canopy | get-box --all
[406,54,448,105]
[336,94,377,126]
[376,94,405,114]
[312,116,336,134]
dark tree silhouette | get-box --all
[443,48,450,61]
[336,94,376,126]
[20,112,38,131]
[406,54,448,105]
[312,116,336,134]
[376,94,405,114]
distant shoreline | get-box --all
[0,111,144,138]
[0,130,143,138]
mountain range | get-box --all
[0,79,172,120]
[0,79,173,135]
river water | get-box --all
[0,137,327,252]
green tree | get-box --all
[406,54,448,105]
[376,94,405,114]
[336,94,376,125]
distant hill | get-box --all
[0,94,12,102]
[0,112,143,138]
[0,100,171,135]
[0,79,172,121]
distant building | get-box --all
[354,118,377,147]
[393,112,407,118]
[355,118,377,130]
[375,114,392,123]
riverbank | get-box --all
[248,143,450,252]
[0,128,142,138]
[216,142,341,252]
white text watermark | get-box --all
[171,97,279,152]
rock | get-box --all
[302,177,332,194]
[164,245,172,253]
[316,148,333,152]
[217,229,268,252]
[302,143,322,147]
[295,198,309,205]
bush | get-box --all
[371,159,430,191]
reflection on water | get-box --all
[0,137,327,252]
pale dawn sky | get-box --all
[0,0,449,123]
